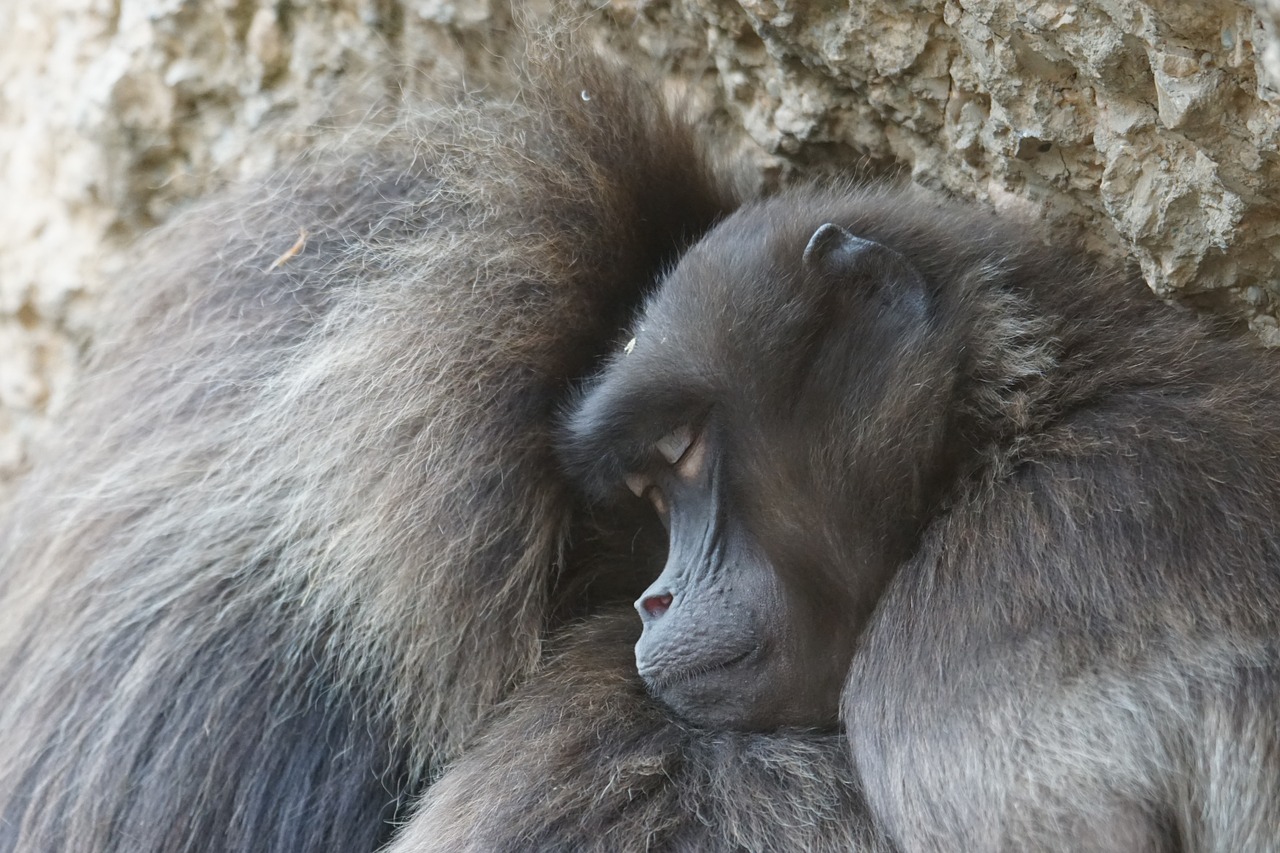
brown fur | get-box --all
[0,28,756,851]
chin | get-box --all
[646,664,776,731]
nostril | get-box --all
[641,592,673,618]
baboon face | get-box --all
[563,204,943,729]
[619,416,843,730]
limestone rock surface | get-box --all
[2,0,1279,486]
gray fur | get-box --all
[7,12,1275,853]
[392,611,888,853]
[0,28,764,851]
[564,181,1280,851]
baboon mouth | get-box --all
[639,646,758,691]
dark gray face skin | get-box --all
[626,426,848,730]
[562,208,947,731]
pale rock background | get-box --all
[2,0,1279,488]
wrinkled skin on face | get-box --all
[561,200,957,730]
[625,424,850,729]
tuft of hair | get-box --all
[0,21,739,853]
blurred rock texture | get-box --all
[2,0,1279,486]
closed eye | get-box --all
[622,424,702,506]
[656,425,694,466]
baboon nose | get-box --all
[638,592,673,619]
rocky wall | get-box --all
[1,0,1278,486]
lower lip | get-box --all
[639,646,758,690]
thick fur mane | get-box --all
[0,33,737,852]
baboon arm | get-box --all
[845,446,1280,852]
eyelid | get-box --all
[622,423,699,497]
[655,425,694,466]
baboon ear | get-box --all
[802,223,871,269]
[802,223,927,316]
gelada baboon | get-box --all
[0,27,885,852]
[556,184,1280,849]
[3,12,1277,853]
